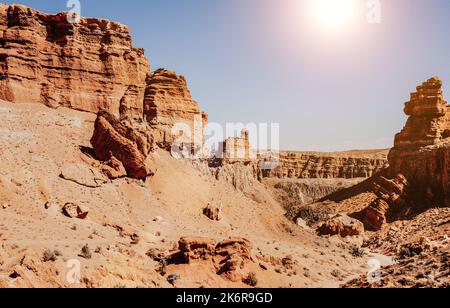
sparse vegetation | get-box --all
[295,204,335,227]
[167,274,179,286]
[79,244,92,259]
[243,272,258,287]
[331,269,342,279]
[350,246,365,258]
[43,249,59,262]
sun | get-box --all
[310,0,356,31]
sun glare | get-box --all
[310,0,356,32]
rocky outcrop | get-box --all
[262,151,388,180]
[173,237,253,282]
[144,69,208,151]
[0,4,208,153]
[214,238,253,282]
[391,77,449,150]
[388,77,450,207]
[363,77,450,230]
[90,111,154,179]
[203,204,221,221]
[317,214,364,237]
[0,4,148,118]
[364,175,408,231]
[177,237,216,263]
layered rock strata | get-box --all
[262,151,388,179]
[364,77,450,230]
[388,77,450,206]
[144,69,208,151]
[90,111,155,179]
[0,4,148,118]
[0,4,207,154]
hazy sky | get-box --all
[3,0,450,151]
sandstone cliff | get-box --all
[363,77,450,230]
[144,69,208,150]
[262,150,388,180]
[388,77,450,206]
[0,4,148,118]
[0,4,207,152]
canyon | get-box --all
[0,4,448,289]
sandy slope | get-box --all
[0,100,368,288]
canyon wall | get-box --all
[388,77,450,206]
[144,69,208,150]
[0,4,390,183]
[262,150,389,180]
[0,4,206,151]
[0,4,148,119]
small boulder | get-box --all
[62,203,89,219]
[203,204,221,221]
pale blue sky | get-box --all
[3,0,450,151]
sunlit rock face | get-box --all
[0,4,149,119]
[0,4,208,152]
[388,77,450,206]
[262,151,388,180]
[143,69,208,151]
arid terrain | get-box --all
[0,4,449,288]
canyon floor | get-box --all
[0,100,448,288]
[0,100,371,288]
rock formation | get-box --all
[173,237,253,282]
[62,203,89,219]
[391,77,450,150]
[0,4,207,154]
[219,129,252,162]
[317,214,364,237]
[364,175,408,231]
[203,204,221,221]
[262,151,388,179]
[364,77,450,230]
[177,237,216,263]
[90,111,154,179]
[388,77,450,206]
[0,4,148,118]
[144,69,208,151]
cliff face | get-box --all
[0,4,207,152]
[0,4,149,119]
[144,69,208,150]
[388,77,450,206]
[363,77,450,230]
[262,150,389,180]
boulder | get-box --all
[203,204,221,221]
[318,214,365,237]
[173,237,253,282]
[214,238,253,282]
[62,203,89,219]
[90,111,154,179]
